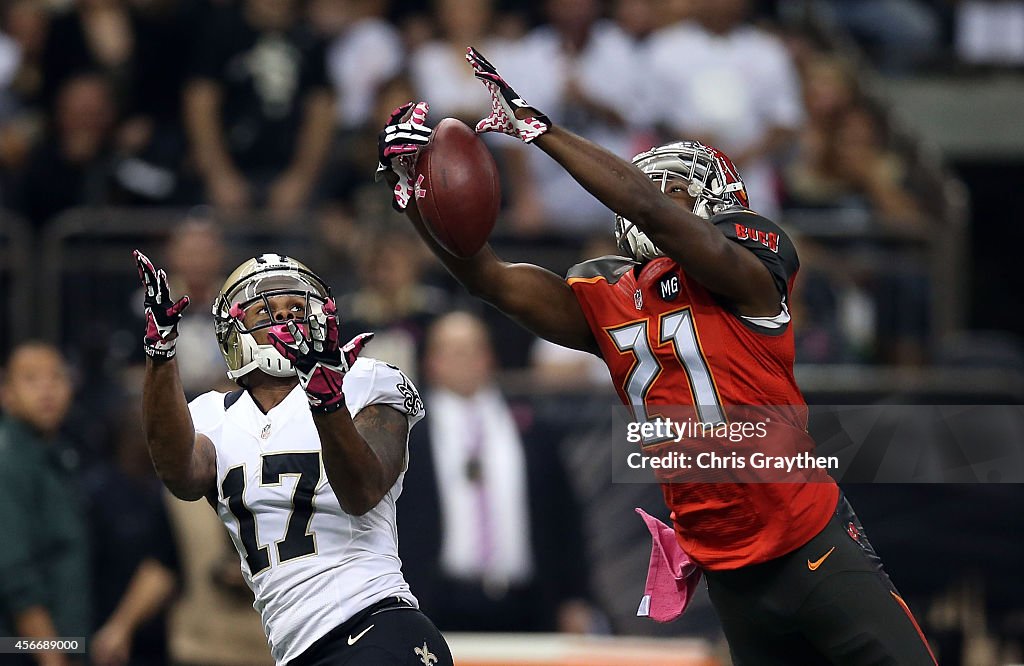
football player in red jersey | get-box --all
[376,47,938,665]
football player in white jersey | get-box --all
[133,250,453,666]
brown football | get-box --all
[413,118,501,257]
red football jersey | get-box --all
[568,209,838,570]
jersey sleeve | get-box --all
[566,255,637,347]
[187,390,227,441]
[566,255,637,285]
[712,209,799,299]
[343,358,425,429]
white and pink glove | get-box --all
[267,299,373,414]
[375,101,432,211]
[134,249,190,360]
[465,46,550,144]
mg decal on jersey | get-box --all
[634,289,644,310]
[659,274,680,301]
[734,224,780,253]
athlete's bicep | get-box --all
[484,260,600,354]
[191,433,218,501]
[711,211,799,314]
[352,404,409,489]
[653,207,793,316]
[707,238,783,315]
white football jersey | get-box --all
[188,358,425,664]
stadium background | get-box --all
[0,0,1022,664]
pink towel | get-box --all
[635,508,703,622]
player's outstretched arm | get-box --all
[266,311,411,515]
[376,102,599,354]
[134,251,217,501]
[315,404,409,516]
[534,127,779,315]
[143,360,217,501]
[405,182,598,353]
[465,47,780,317]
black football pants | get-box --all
[287,597,453,666]
[704,495,938,665]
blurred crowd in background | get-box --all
[0,0,1004,366]
[1,0,1023,665]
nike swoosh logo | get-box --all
[347,624,374,646]
[807,546,836,571]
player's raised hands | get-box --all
[133,249,190,360]
[376,100,432,211]
[267,298,373,413]
[465,46,550,144]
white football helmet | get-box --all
[212,254,330,383]
[615,141,750,261]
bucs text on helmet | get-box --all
[213,254,330,383]
[615,141,749,261]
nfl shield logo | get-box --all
[634,289,643,310]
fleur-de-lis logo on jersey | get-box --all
[396,376,424,416]
[414,641,438,666]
